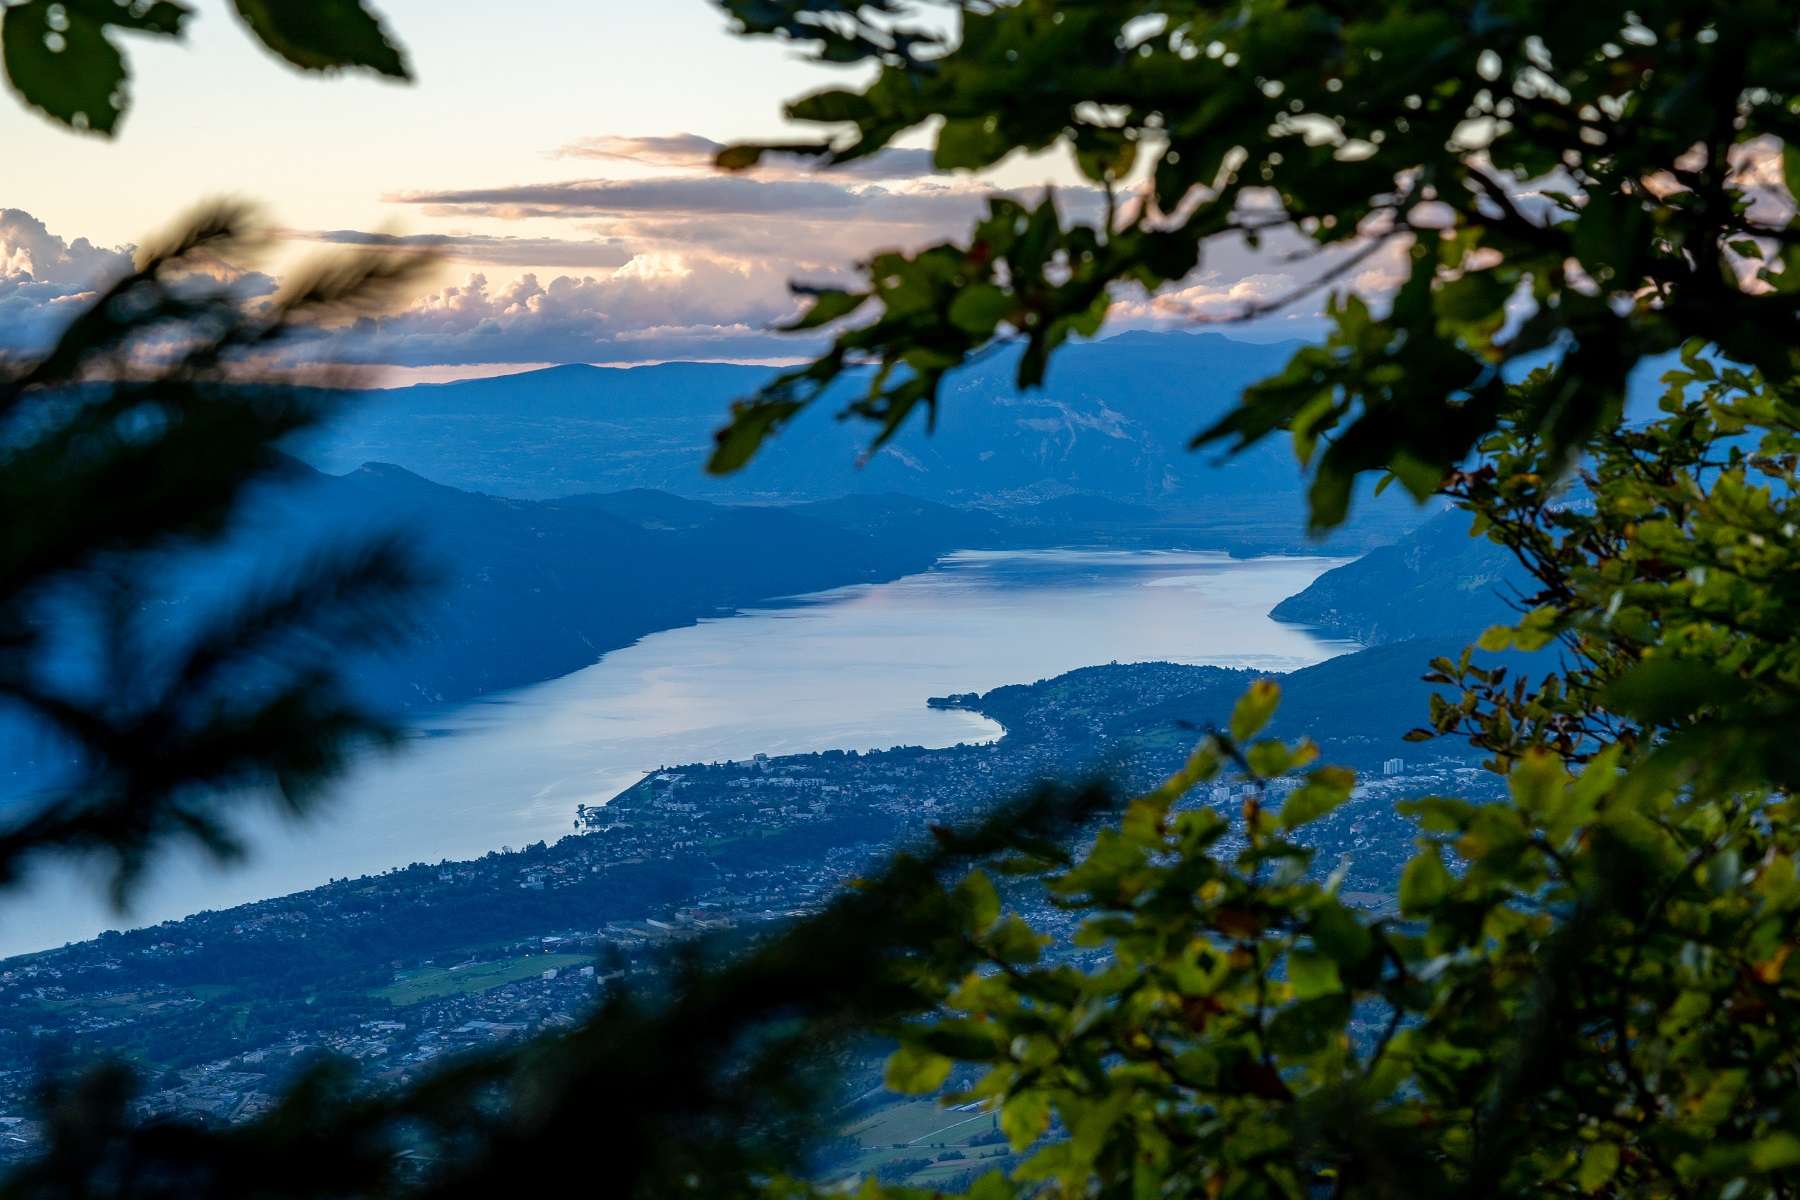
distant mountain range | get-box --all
[24,330,1527,758]
[300,331,1321,508]
[28,442,1437,750]
[1268,509,1528,644]
[268,326,1695,716]
[235,463,1058,713]
[255,460,1460,718]
[300,330,1680,516]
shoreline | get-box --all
[0,549,1351,959]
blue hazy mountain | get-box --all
[244,463,1057,712]
[39,463,1034,731]
[1269,509,1527,644]
[296,331,1315,508]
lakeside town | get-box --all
[0,656,1497,1174]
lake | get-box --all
[0,549,1355,958]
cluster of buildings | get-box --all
[0,661,1501,1169]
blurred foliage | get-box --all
[710,0,1800,531]
[701,4,1800,1196]
[0,206,431,900]
[792,706,1800,1199]
[1,0,408,135]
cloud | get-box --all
[353,132,1109,364]
[298,229,634,269]
[557,132,941,181]
[0,209,136,352]
[381,130,1098,276]
[0,204,814,367]
[394,175,856,218]
[1114,271,1301,322]
[0,125,1414,373]
[389,170,1102,280]
[387,173,1036,230]
[1103,222,1412,337]
[0,208,133,286]
[0,208,297,357]
[0,276,105,354]
[315,259,818,366]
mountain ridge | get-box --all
[298,331,1345,512]
[1268,509,1528,645]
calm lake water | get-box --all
[2,549,1355,957]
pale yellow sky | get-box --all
[3,1,847,247]
[0,1,1337,370]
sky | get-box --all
[0,0,1359,382]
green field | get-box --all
[846,1098,998,1149]
[832,1097,1015,1186]
[375,954,591,1006]
[32,982,237,1016]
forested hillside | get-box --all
[227,463,1037,711]
[1268,509,1525,644]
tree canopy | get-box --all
[0,208,430,902]
[712,0,1800,529]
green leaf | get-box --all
[1287,949,1342,1000]
[1576,1141,1620,1192]
[1290,392,1337,468]
[780,288,867,331]
[1386,450,1443,501]
[1398,848,1451,914]
[1476,624,1515,652]
[1307,463,1355,532]
[1690,1068,1746,1126]
[885,1043,954,1094]
[936,116,1006,170]
[1435,269,1512,324]
[1750,1132,1800,1172]
[714,143,763,171]
[948,284,1011,335]
[1310,901,1373,967]
[987,914,1045,964]
[709,398,804,474]
[1001,1089,1052,1149]
[957,869,1001,932]
[1229,680,1281,742]
[2,0,188,135]
[1266,992,1350,1056]
[232,0,408,77]
[1600,658,1740,725]
[1280,768,1353,830]
[787,87,873,123]
[1507,749,1567,817]
[1245,740,1294,778]
[966,1171,1016,1200]
[1072,128,1137,182]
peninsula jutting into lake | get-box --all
[0,548,1356,957]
